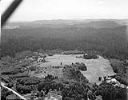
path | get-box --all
[1,82,27,100]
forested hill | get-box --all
[1,20,128,58]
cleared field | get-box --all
[39,54,115,83]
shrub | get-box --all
[17,77,40,85]
[95,82,127,100]
[16,84,32,94]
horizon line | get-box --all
[7,18,128,23]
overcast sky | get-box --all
[1,0,128,22]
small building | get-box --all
[106,78,123,87]
[44,91,62,100]
[37,57,45,62]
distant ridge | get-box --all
[4,19,127,29]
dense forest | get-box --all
[1,20,128,59]
[1,57,127,100]
[1,20,128,100]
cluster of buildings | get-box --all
[98,76,127,88]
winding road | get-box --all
[1,82,27,100]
